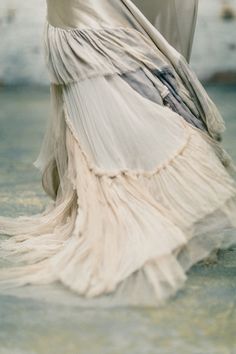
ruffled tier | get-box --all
[45,23,167,84]
[45,22,226,142]
[0,82,236,305]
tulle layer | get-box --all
[0,81,236,305]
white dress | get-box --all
[0,0,236,306]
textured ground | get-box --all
[0,86,236,353]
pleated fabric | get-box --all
[0,0,236,306]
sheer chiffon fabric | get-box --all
[0,0,236,306]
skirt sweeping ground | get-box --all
[0,1,236,306]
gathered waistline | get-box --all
[46,19,134,34]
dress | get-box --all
[0,0,236,306]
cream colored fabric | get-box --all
[0,0,236,306]
[153,0,198,62]
[46,0,133,30]
[47,0,198,62]
[133,0,198,61]
[44,18,225,141]
[122,0,226,140]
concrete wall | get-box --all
[192,0,236,81]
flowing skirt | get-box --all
[0,3,236,306]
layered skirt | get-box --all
[0,13,236,306]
